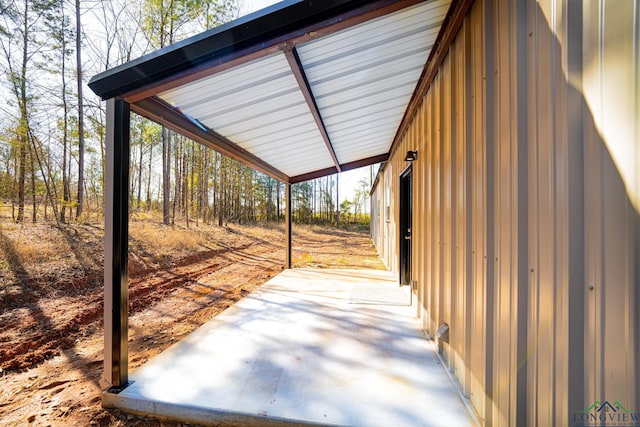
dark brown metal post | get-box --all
[285,183,292,269]
[103,98,130,390]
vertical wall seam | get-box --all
[515,0,529,424]
[484,0,496,423]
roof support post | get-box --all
[285,182,292,269]
[103,98,130,390]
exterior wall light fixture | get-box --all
[404,150,418,161]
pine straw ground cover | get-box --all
[0,211,384,426]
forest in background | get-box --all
[0,0,373,229]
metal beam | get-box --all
[133,97,386,187]
[284,46,341,173]
[131,97,290,184]
[285,183,292,269]
[103,98,130,390]
[290,153,389,184]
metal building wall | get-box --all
[370,0,639,424]
[370,184,383,257]
[580,0,640,418]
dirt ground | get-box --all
[0,213,384,426]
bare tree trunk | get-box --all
[28,129,60,226]
[75,0,86,219]
[312,179,316,222]
[137,140,143,209]
[61,106,70,224]
[146,143,152,210]
[11,158,17,221]
[99,107,105,211]
[171,135,179,225]
[16,129,27,223]
[183,140,189,227]
[162,127,171,225]
[213,153,218,225]
[61,4,70,223]
[234,165,241,223]
[201,147,208,223]
[29,147,36,222]
[218,157,225,227]
[267,177,272,222]
[276,180,280,222]
[15,1,30,223]
[191,143,197,225]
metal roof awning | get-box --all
[89,0,467,184]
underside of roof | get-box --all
[89,0,469,184]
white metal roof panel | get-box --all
[155,0,452,180]
[159,53,336,176]
[297,0,451,166]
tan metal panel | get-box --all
[582,0,640,413]
[491,0,516,424]
[582,0,604,407]
[486,0,529,425]
[561,1,588,422]
[468,1,487,419]
[370,0,639,423]
[440,53,453,367]
[425,89,436,336]
[524,0,540,424]
[549,0,572,423]
[452,22,472,398]
[410,94,418,328]
[388,163,396,272]
[433,77,443,339]
[420,101,430,329]
[599,1,638,407]
[526,0,588,425]
[413,105,426,323]
[529,0,557,422]
[419,106,426,326]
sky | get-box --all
[239,0,285,15]
[238,0,377,209]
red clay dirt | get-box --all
[0,217,384,426]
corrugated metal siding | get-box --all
[527,0,559,423]
[441,54,453,368]
[370,0,639,424]
[489,1,527,425]
[468,2,490,419]
[451,22,472,399]
[581,0,640,417]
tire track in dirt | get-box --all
[127,240,273,314]
[0,240,281,371]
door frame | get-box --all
[399,165,413,286]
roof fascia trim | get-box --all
[89,0,426,102]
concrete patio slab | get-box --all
[103,268,477,426]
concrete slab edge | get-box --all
[421,329,482,427]
[102,390,344,427]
